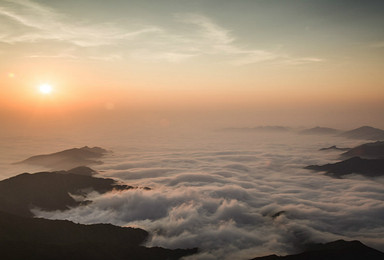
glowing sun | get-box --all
[39,83,53,94]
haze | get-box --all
[1,2,384,259]
[1,0,384,137]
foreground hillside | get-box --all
[0,211,197,260]
[0,166,197,260]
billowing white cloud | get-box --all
[31,132,384,259]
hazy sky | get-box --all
[1,0,384,133]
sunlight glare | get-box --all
[39,84,53,94]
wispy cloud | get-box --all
[282,57,325,65]
[27,53,79,60]
[130,50,197,63]
[172,14,323,66]
[180,14,235,46]
[0,1,323,66]
[0,0,161,47]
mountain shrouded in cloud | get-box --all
[16,146,108,170]
[306,157,384,178]
[1,0,384,259]
[0,165,197,259]
[11,131,380,259]
[339,126,384,141]
[341,141,384,159]
[0,211,197,260]
[300,127,341,136]
[306,140,384,178]
[0,169,130,217]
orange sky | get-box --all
[1,0,384,134]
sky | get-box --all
[1,0,384,135]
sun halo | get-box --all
[39,84,53,94]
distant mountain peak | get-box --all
[355,125,377,130]
[16,146,109,170]
[220,126,290,133]
[300,126,340,135]
[340,126,384,141]
[319,145,350,151]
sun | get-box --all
[39,83,53,94]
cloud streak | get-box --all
[174,14,323,66]
[0,0,161,47]
[0,1,323,65]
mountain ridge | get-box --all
[0,210,197,260]
[305,157,384,178]
[339,126,384,140]
[0,170,132,217]
[251,240,384,260]
[16,146,108,170]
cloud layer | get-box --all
[32,132,384,259]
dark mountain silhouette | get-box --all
[56,166,98,176]
[305,157,384,178]
[0,210,197,260]
[300,127,340,135]
[0,170,132,217]
[319,145,350,152]
[221,126,290,133]
[339,126,384,141]
[341,141,384,159]
[16,146,108,170]
[0,167,196,259]
[251,240,384,260]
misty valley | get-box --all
[2,0,384,259]
[0,126,384,259]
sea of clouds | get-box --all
[2,131,384,259]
